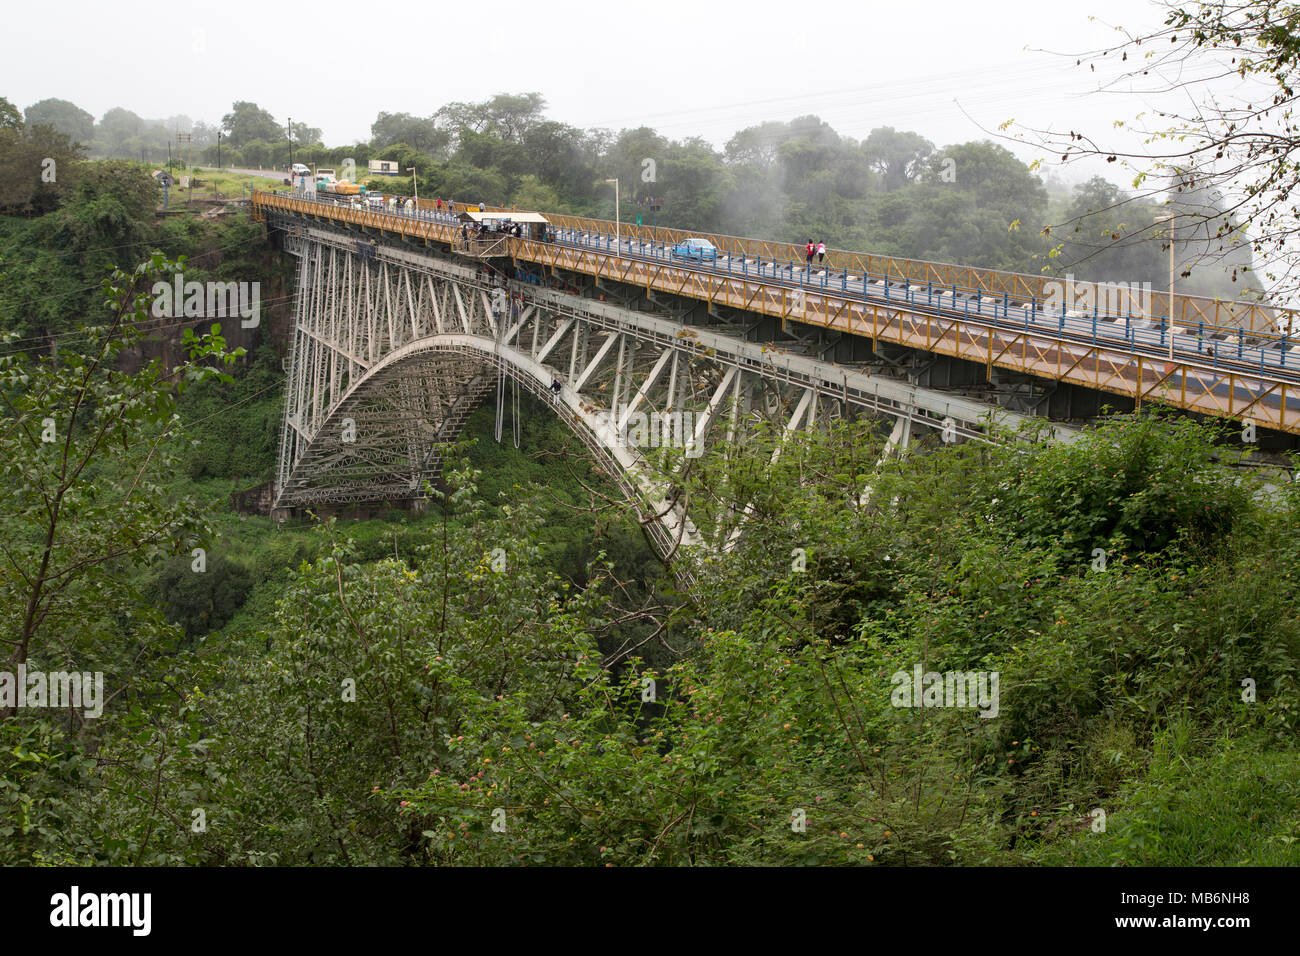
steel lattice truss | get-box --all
[274,221,1051,556]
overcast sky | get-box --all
[4,0,1196,180]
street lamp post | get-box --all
[407,167,418,210]
[604,178,619,252]
[1157,212,1176,360]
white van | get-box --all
[291,163,311,176]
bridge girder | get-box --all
[274,221,1055,557]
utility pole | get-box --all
[1168,213,1175,361]
[1156,211,1177,360]
[288,118,293,170]
[177,132,193,202]
[604,178,620,252]
[217,131,222,170]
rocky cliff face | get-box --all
[120,220,295,372]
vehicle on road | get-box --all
[291,163,311,176]
[670,238,719,261]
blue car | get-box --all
[670,238,719,262]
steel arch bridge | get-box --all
[270,219,1056,556]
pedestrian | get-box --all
[461,223,469,249]
[817,241,826,264]
[436,197,442,213]
[805,240,815,267]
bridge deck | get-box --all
[253,191,1300,435]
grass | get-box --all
[1027,726,1300,866]
[159,166,285,203]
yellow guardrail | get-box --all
[251,190,1300,434]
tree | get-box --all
[521,121,592,201]
[0,123,82,216]
[481,92,546,143]
[0,97,21,131]
[220,101,281,149]
[62,160,162,235]
[147,553,254,638]
[290,120,322,147]
[725,120,792,170]
[1015,0,1300,307]
[0,253,241,689]
[371,111,449,156]
[775,119,844,192]
[190,121,218,149]
[656,139,732,232]
[24,98,94,145]
[863,126,934,191]
[1051,176,1170,287]
[510,174,564,213]
[436,93,546,145]
[238,139,275,170]
[95,107,145,152]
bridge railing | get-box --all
[255,191,1300,434]
[474,204,1295,339]
[253,189,1300,367]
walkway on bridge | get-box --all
[253,190,1300,436]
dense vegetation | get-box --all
[1,46,1296,863]
[0,231,1295,864]
[1,92,1256,299]
[3,300,1297,863]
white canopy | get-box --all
[458,210,550,224]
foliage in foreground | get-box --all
[5,407,1296,866]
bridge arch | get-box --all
[277,331,700,554]
[270,218,1066,562]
